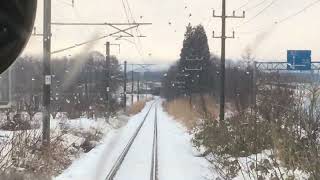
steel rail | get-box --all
[150,106,159,180]
[105,101,156,180]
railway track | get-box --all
[105,102,159,180]
[150,106,158,180]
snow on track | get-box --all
[56,99,215,180]
[113,103,157,180]
[55,101,155,180]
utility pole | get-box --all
[105,42,110,114]
[131,64,134,105]
[252,61,257,108]
[39,3,151,147]
[117,63,155,101]
[137,75,140,102]
[123,61,127,111]
[105,42,120,114]
[213,1,245,121]
[84,64,89,110]
[145,80,148,99]
[43,0,52,147]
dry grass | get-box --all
[164,95,218,130]
[0,171,51,180]
[126,100,147,115]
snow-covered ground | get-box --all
[157,102,215,180]
[0,111,126,176]
[55,100,214,180]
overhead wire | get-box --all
[237,0,320,35]
[245,0,269,11]
[120,0,146,61]
[121,0,131,23]
[235,0,251,11]
[276,0,320,24]
[124,0,135,22]
[124,0,145,55]
[52,25,139,54]
[234,0,279,29]
[120,0,140,54]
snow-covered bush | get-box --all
[193,85,320,179]
[0,130,79,177]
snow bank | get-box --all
[55,101,154,180]
[157,103,216,180]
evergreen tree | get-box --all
[179,24,211,95]
[179,23,194,72]
[162,23,217,100]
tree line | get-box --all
[6,51,122,120]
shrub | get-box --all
[126,100,148,115]
[193,85,320,179]
[164,95,218,130]
[0,113,31,131]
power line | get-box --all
[123,0,146,60]
[235,0,251,11]
[119,0,143,56]
[235,0,278,29]
[237,0,320,35]
[277,0,320,24]
[123,0,142,36]
[121,0,136,41]
[245,0,269,11]
[124,0,136,22]
[121,0,131,23]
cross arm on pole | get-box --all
[51,25,139,54]
[213,10,245,18]
[50,22,151,38]
[213,31,235,39]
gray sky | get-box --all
[23,0,320,65]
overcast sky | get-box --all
[23,0,320,66]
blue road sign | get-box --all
[287,50,311,71]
